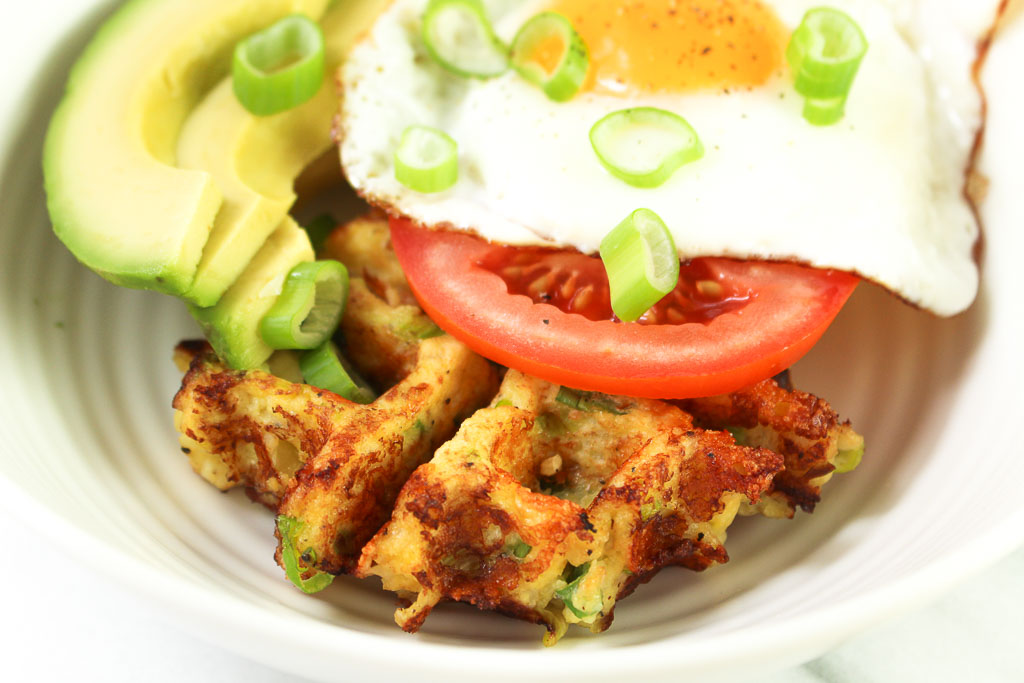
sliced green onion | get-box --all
[277,515,334,594]
[555,386,584,410]
[300,341,377,404]
[232,14,325,116]
[802,95,848,126]
[834,430,866,474]
[834,441,864,473]
[422,0,508,78]
[400,317,446,340]
[510,12,589,102]
[394,125,459,193]
[513,541,532,559]
[726,426,749,446]
[599,209,680,323]
[555,562,598,619]
[589,108,703,188]
[555,386,626,415]
[260,260,348,350]
[639,496,663,521]
[786,8,867,126]
[304,214,336,255]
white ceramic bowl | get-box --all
[1,2,1023,681]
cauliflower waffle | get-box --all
[173,214,499,574]
[357,370,786,643]
[681,380,864,517]
[171,213,863,642]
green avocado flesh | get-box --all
[177,78,332,307]
[43,0,330,300]
[176,0,391,307]
[44,0,390,370]
[191,218,314,370]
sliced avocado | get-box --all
[43,0,330,298]
[176,79,315,307]
[190,218,315,370]
[176,0,390,307]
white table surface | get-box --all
[0,507,1021,682]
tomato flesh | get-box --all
[389,218,858,399]
[478,245,754,325]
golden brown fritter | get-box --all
[275,333,496,574]
[356,371,784,644]
[174,342,342,507]
[172,214,499,575]
[680,376,865,517]
[322,211,414,307]
[324,212,443,389]
[173,212,865,639]
[175,334,498,573]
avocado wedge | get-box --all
[177,0,392,307]
[190,217,315,370]
[43,0,330,299]
[176,78,325,307]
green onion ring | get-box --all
[232,14,325,116]
[786,8,867,125]
[510,12,589,102]
[299,341,377,404]
[589,108,704,188]
[834,441,864,473]
[260,260,348,350]
[512,541,532,559]
[422,0,508,78]
[555,562,599,619]
[394,125,459,193]
[277,515,334,594]
[599,208,680,323]
[802,95,848,126]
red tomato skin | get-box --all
[389,218,858,399]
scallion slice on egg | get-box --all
[299,341,377,404]
[260,260,349,350]
[599,208,680,323]
[801,94,849,126]
[422,0,508,78]
[232,14,325,116]
[589,108,704,189]
[510,12,589,102]
[394,125,459,193]
[786,7,868,126]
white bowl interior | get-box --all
[1,2,1023,681]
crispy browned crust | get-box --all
[173,334,498,573]
[173,344,338,506]
[276,334,498,574]
[172,214,500,574]
[325,213,444,389]
[322,211,415,307]
[174,214,864,640]
[357,371,783,642]
[680,377,861,515]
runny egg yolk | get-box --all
[544,0,789,94]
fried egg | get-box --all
[339,0,1003,316]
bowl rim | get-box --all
[3,0,1024,680]
[2,471,1023,681]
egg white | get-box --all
[339,0,1002,316]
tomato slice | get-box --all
[389,218,858,399]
